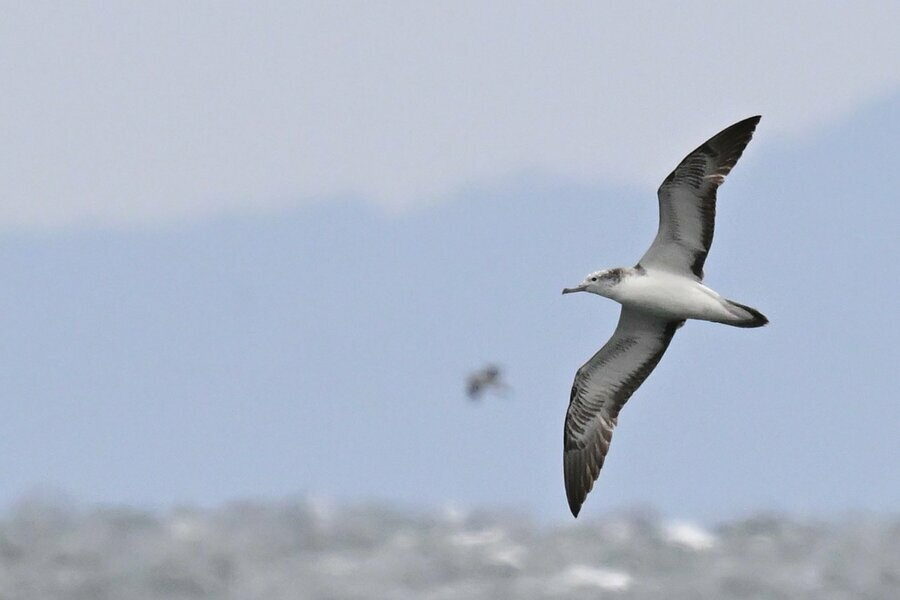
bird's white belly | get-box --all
[612,272,732,322]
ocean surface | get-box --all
[1,497,897,599]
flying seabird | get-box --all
[561,116,768,517]
[466,364,509,400]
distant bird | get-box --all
[561,116,768,517]
[466,364,508,400]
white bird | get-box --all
[561,116,767,517]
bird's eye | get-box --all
[590,277,597,282]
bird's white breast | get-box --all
[610,270,734,322]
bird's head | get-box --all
[562,269,622,297]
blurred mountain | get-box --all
[0,96,898,519]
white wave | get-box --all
[663,520,717,551]
[551,565,633,592]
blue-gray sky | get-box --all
[1,3,898,521]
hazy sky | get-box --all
[3,2,900,229]
[1,3,899,521]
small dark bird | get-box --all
[466,364,508,400]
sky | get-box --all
[1,2,899,522]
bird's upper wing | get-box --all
[564,308,682,517]
[638,116,760,280]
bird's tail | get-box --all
[723,299,769,328]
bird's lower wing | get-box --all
[564,308,682,517]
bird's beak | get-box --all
[562,285,586,295]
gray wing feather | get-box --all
[564,309,682,517]
[638,116,760,280]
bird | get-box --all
[466,364,509,400]
[560,116,767,517]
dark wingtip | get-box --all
[565,467,588,518]
[736,115,762,140]
[716,116,761,143]
[702,115,763,178]
[724,115,761,140]
[564,459,585,518]
[738,115,762,128]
